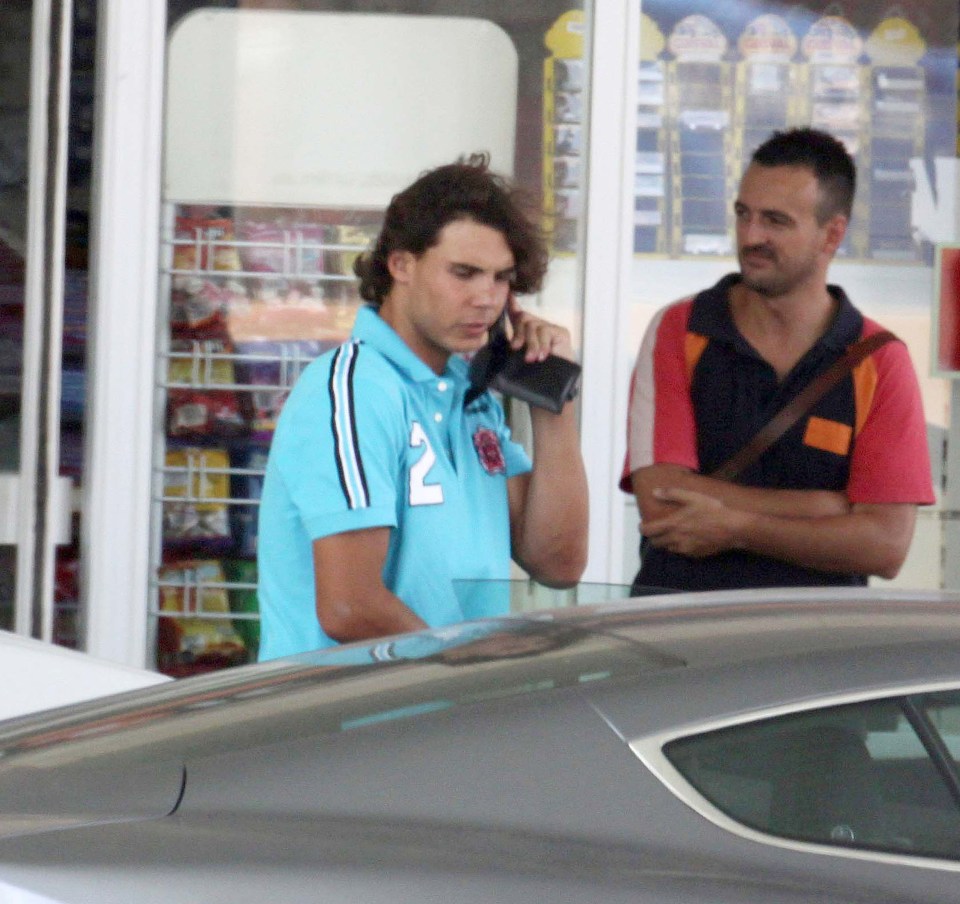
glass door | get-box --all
[621,2,959,587]
[148,2,593,673]
[80,1,597,668]
[0,0,84,643]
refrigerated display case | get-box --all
[149,9,520,675]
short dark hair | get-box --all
[750,128,856,223]
[354,153,549,305]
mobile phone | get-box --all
[467,311,581,414]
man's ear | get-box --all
[822,213,848,256]
[387,249,414,283]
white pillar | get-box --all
[579,0,639,585]
[82,0,166,666]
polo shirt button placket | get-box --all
[435,380,448,423]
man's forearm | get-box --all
[724,503,916,579]
[317,586,428,644]
[514,403,588,587]
[632,464,850,522]
[313,530,427,644]
[641,489,916,579]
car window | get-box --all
[663,693,960,861]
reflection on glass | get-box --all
[636,2,958,262]
[52,0,98,649]
[0,546,13,631]
[0,4,30,632]
[454,578,632,614]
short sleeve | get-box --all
[270,350,404,540]
[846,337,936,505]
[620,300,699,492]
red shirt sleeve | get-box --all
[620,300,699,493]
[846,324,936,505]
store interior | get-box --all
[1,0,958,674]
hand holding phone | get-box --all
[467,303,581,414]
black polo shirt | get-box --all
[637,273,869,591]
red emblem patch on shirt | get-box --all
[473,428,506,475]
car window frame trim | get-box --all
[628,677,960,874]
[901,694,960,809]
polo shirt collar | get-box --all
[351,304,471,385]
[690,273,864,352]
[820,285,863,349]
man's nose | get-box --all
[738,215,765,245]
[473,275,504,305]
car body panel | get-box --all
[0,590,958,902]
[0,813,903,904]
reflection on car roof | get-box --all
[0,589,958,763]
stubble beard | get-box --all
[739,249,786,298]
[739,249,818,300]
[740,272,789,298]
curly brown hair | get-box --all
[354,153,549,305]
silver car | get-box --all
[0,586,958,903]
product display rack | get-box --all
[863,63,926,260]
[150,210,374,676]
[632,9,943,265]
[734,59,798,167]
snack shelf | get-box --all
[150,569,258,620]
[158,454,262,506]
[162,221,372,281]
[162,341,322,393]
[151,210,377,674]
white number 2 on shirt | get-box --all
[408,421,444,506]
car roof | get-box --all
[0,589,959,903]
[1,587,958,755]
[546,588,960,734]
[547,587,960,672]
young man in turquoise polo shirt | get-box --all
[257,155,588,660]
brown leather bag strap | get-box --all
[710,330,897,482]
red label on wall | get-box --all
[937,245,960,374]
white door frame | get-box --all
[81,0,166,666]
[579,0,639,584]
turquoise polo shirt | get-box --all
[257,305,532,661]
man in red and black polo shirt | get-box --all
[622,128,935,592]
